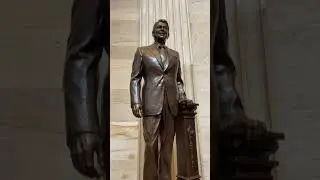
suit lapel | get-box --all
[147,45,164,69]
[163,49,170,71]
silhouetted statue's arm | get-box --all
[63,0,106,178]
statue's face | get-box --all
[153,22,169,40]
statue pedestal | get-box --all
[175,102,201,180]
[218,124,285,180]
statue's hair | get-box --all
[152,19,169,38]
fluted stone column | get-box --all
[138,0,203,179]
[227,0,271,125]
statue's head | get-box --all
[152,19,169,42]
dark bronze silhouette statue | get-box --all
[63,0,108,178]
[130,19,194,180]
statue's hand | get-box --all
[244,117,267,141]
[132,104,143,118]
[179,98,194,107]
[221,115,267,142]
[178,94,194,105]
[70,133,103,178]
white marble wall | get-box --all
[110,122,139,180]
[110,0,140,179]
[189,0,210,179]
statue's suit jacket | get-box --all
[130,44,186,117]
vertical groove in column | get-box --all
[173,0,179,59]
[185,0,193,69]
[235,0,245,100]
[235,0,270,123]
[168,0,175,49]
[166,0,172,48]
[180,1,190,90]
[257,0,276,178]
[147,0,151,44]
[161,0,167,19]
[258,0,272,128]
[236,0,250,112]
[138,0,147,179]
[177,0,184,79]
[140,0,146,46]
[155,0,160,24]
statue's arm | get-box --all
[176,53,187,100]
[130,47,143,106]
[63,35,102,148]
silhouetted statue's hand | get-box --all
[241,116,267,141]
[70,133,104,178]
[178,93,194,106]
[221,115,267,142]
[132,104,143,118]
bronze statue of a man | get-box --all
[130,19,191,180]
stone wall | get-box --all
[264,0,320,179]
[110,0,140,179]
[1,0,88,179]
[189,0,211,179]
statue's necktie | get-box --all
[159,46,167,67]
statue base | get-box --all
[217,124,285,180]
[175,102,201,180]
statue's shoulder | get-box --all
[167,48,179,56]
[136,46,149,54]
